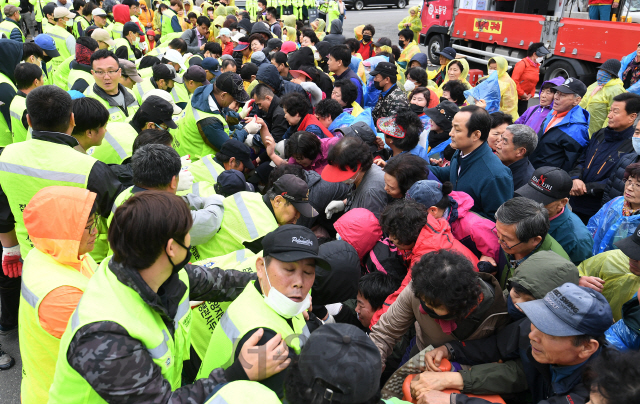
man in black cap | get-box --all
[114,21,144,61]
[264,174,318,226]
[189,138,256,186]
[529,77,590,172]
[132,63,182,105]
[371,61,409,123]
[432,46,456,86]
[182,65,208,94]
[128,94,179,133]
[214,169,255,197]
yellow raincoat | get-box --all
[283,15,296,27]
[313,19,326,41]
[214,4,227,18]
[397,6,422,41]
[398,40,420,70]
[354,24,363,41]
[491,56,519,120]
[579,78,626,137]
[438,58,472,94]
[283,26,297,42]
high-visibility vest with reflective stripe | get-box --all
[67,68,95,92]
[185,53,203,68]
[41,61,55,86]
[32,0,45,23]
[48,25,73,71]
[48,259,192,404]
[52,55,75,91]
[0,20,25,41]
[197,279,307,379]
[132,76,155,104]
[188,154,223,186]
[9,93,28,143]
[204,380,281,404]
[190,249,258,359]
[0,73,17,147]
[84,85,140,124]
[161,8,178,35]
[87,122,137,165]
[110,22,124,39]
[137,66,153,79]
[173,99,228,160]
[72,16,90,38]
[171,82,190,105]
[18,248,95,404]
[0,140,97,257]
[113,37,135,62]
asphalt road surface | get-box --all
[0,310,20,404]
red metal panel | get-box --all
[555,18,640,63]
[452,10,544,50]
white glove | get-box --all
[177,169,194,192]
[325,200,346,219]
[239,100,254,119]
[275,140,286,157]
[244,134,255,148]
[244,120,262,135]
[180,155,191,169]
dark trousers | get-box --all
[518,99,530,116]
[0,253,20,328]
[495,1,515,12]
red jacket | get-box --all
[299,113,334,138]
[222,41,234,56]
[589,0,613,4]
[512,57,541,99]
[369,214,479,327]
[358,41,375,60]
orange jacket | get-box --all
[23,186,97,338]
[138,0,155,29]
[512,57,541,99]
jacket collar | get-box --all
[603,123,635,142]
[508,156,531,171]
[528,346,601,396]
[266,95,281,119]
[455,142,491,169]
[91,83,137,108]
[70,60,92,72]
[31,130,79,147]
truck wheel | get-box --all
[427,35,445,65]
[354,0,364,10]
[397,0,407,7]
[543,60,577,82]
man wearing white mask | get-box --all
[197,224,331,397]
[48,7,76,71]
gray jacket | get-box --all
[180,28,202,54]
[182,192,225,245]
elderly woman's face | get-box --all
[251,39,263,52]
[624,175,640,208]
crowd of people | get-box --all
[0,0,640,404]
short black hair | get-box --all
[301,29,318,44]
[412,250,480,320]
[285,131,321,161]
[333,79,358,107]
[583,348,640,404]
[14,63,42,90]
[168,38,188,54]
[131,144,182,189]
[187,12,198,20]
[442,80,467,106]
[345,38,360,54]
[271,51,288,66]
[613,92,640,116]
[257,0,267,5]
[398,28,414,43]
[387,110,423,151]
[266,6,278,18]
[490,111,513,129]
[328,45,351,68]
[132,129,173,154]
[71,97,110,136]
[407,67,429,87]
[251,83,274,100]
[390,45,401,63]
[527,42,544,57]
[22,42,44,62]
[204,41,222,56]
[281,92,310,119]
[26,85,72,133]
[383,153,429,196]
[379,199,429,246]
[362,24,375,36]
[196,15,211,27]
[327,136,374,174]
[139,55,160,69]
[460,105,492,142]
[358,272,399,311]
[221,58,236,70]
[315,98,342,120]
[240,62,259,81]
[82,1,96,16]
[90,49,119,70]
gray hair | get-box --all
[495,197,550,242]
[506,124,538,156]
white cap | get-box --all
[53,7,75,19]
[91,28,116,47]
[163,48,187,72]
[91,7,107,16]
[142,89,183,115]
[217,28,231,38]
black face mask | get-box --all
[506,294,527,321]
[410,104,425,115]
[42,54,53,64]
[167,239,191,275]
[362,34,372,42]
[398,40,405,48]
[373,80,384,91]
[420,300,455,321]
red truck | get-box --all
[419,0,640,82]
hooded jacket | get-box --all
[579,78,626,136]
[0,39,22,135]
[448,191,501,262]
[397,6,422,41]
[255,63,306,98]
[529,104,590,172]
[514,77,565,134]
[491,56,519,120]
[439,58,472,93]
[409,53,429,69]
[311,240,360,308]
[113,4,131,25]
[602,151,640,204]
[294,170,351,230]
[511,56,540,100]
[606,291,640,350]
[323,19,345,47]
[587,196,640,255]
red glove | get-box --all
[2,246,22,278]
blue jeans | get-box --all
[589,4,612,20]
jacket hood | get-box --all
[213,15,226,27]
[256,63,282,90]
[489,56,509,78]
[0,39,23,81]
[409,6,420,15]
[509,250,579,300]
[442,58,470,87]
[283,15,296,27]
[450,191,474,216]
[251,21,271,36]
[560,104,590,128]
[334,208,383,261]
[237,18,253,35]
[304,170,322,188]
[24,186,96,269]
[312,241,360,305]
[214,5,227,18]
[410,53,429,69]
[329,19,343,35]
[191,83,216,112]
[113,4,131,24]
[315,19,326,33]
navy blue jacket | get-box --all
[255,63,306,98]
[430,142,513,220]
[602,151,640,204]
[508,157,535,192]
[334,66,363,107]
[529,105,590,172]
[569,125,635,217]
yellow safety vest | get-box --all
[8,93,28,143]
[113,37,136,62]
[52,55,75,91]
[47,24,74,71]
[84,85,140,124]
[188,153,224,186]
[67,68,95,91]
[173,98,228,160]
[0,19,25,41]
[204,380,281,404]
[87,122,138,165]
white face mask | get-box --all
[536,57,544,64]
[343,170,359,185]
[66,18,74,27]
[263,267,311,319]
[488,68,496,75]
[404,80,416,92]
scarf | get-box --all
[622,200,640,217]
[597,70,611,86]
[75,43,94,66]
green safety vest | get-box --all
[41,61,54,86]
[67,68,95,92]
[0,19,25,41]
[137,66,153,79]
[53,55,75,91]
[110,21,124,39]
[246,0,258,21]
[18,248,95,404]
[113,37,135,62]
[185,53,203,68]
[47,25,73,71]
[47,260,192,404]
[197,279,308,379]
[132,76,156,104]
[188,154,223,186]
[204,380,281,404]
[84,85,140,124]
[0,73,17,147]
[9,93,28,144]
[190,249,259,360]
[0,140,97,257]
[173,99,228,160]
[31,0,45,23]
[325,1,340,32]
[41,19,51,33]
[87,122,137,165]
[161,8,178,35]
[72,16,90,38]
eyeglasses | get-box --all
[85,219,97,233]
[492,226,524,250]
[624,178,640,190]
[93,68,121,77]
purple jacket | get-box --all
[515,76,565,133]
[288,136,341,174]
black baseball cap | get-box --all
[614,223,640,260]
[214,169,254,197]
[262,224,330,269]
[298,323,381,402]
[369,61,397,78]
[515,166,572,205]
[334,121,378,153]
[553,78,587,98]
[436,46,456,60]
[183,65,208,84]
[219,139,255,170]
[373,37,391,48]
[215,72,250,103]
[123,21,143,36]
[139,95,178,129]
[424,101,459,127]
[152,63,183,84]
[272,174,317,218]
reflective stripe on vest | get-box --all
[234,193,259,239]
[204,381,281,404]
[9,110,21,120]
[148,329,170,359]
[202,156,220,181]
[0,162,87,184]
[21,280,39,308]
[104,131,128,159]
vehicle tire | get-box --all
[354,0,364,10]
[427,35,445,65]
[543,60,577,82]
[397,0,407,7]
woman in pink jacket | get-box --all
[269,131,341,174]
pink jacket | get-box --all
[449,191,500,262]
[288,136,341,175]
[334,208,382,262]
